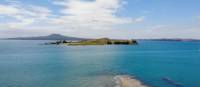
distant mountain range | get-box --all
[138,38,200,42]
[1,34,200,41]
[4,34,88,40]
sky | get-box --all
[0,0,200,39]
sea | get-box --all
[0,40,200,87]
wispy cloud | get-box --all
[0,5,19,15]
[134,16,145,23]
[0,0,137,30]
[51,0,137,30]
[0,0,142,38]
[0,1,52,29]
[1,0,199,39]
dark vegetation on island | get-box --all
[46,38,138,45]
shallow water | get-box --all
[0,40,200,87]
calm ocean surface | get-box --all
[0,40,200,87]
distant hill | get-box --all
[138,38,200,42]
[5,34,88,40]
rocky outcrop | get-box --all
[114,75,148,87]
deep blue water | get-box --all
[0,40,200,87]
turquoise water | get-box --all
[0,40,200,87]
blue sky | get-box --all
[0,0,200,39]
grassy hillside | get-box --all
[66,38,137,45]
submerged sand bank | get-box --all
[114,75,148,87]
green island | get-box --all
[46,38,137,46]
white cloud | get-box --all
[0,5,19,15]
[1,0,140,38]
[0,2,53,29]
[52,0,136,30]
[0,0,199,39]
[134,16,145,23]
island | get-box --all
[46,38,137,45]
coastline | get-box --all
[44,38,137,46]
[114,75,148,87]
